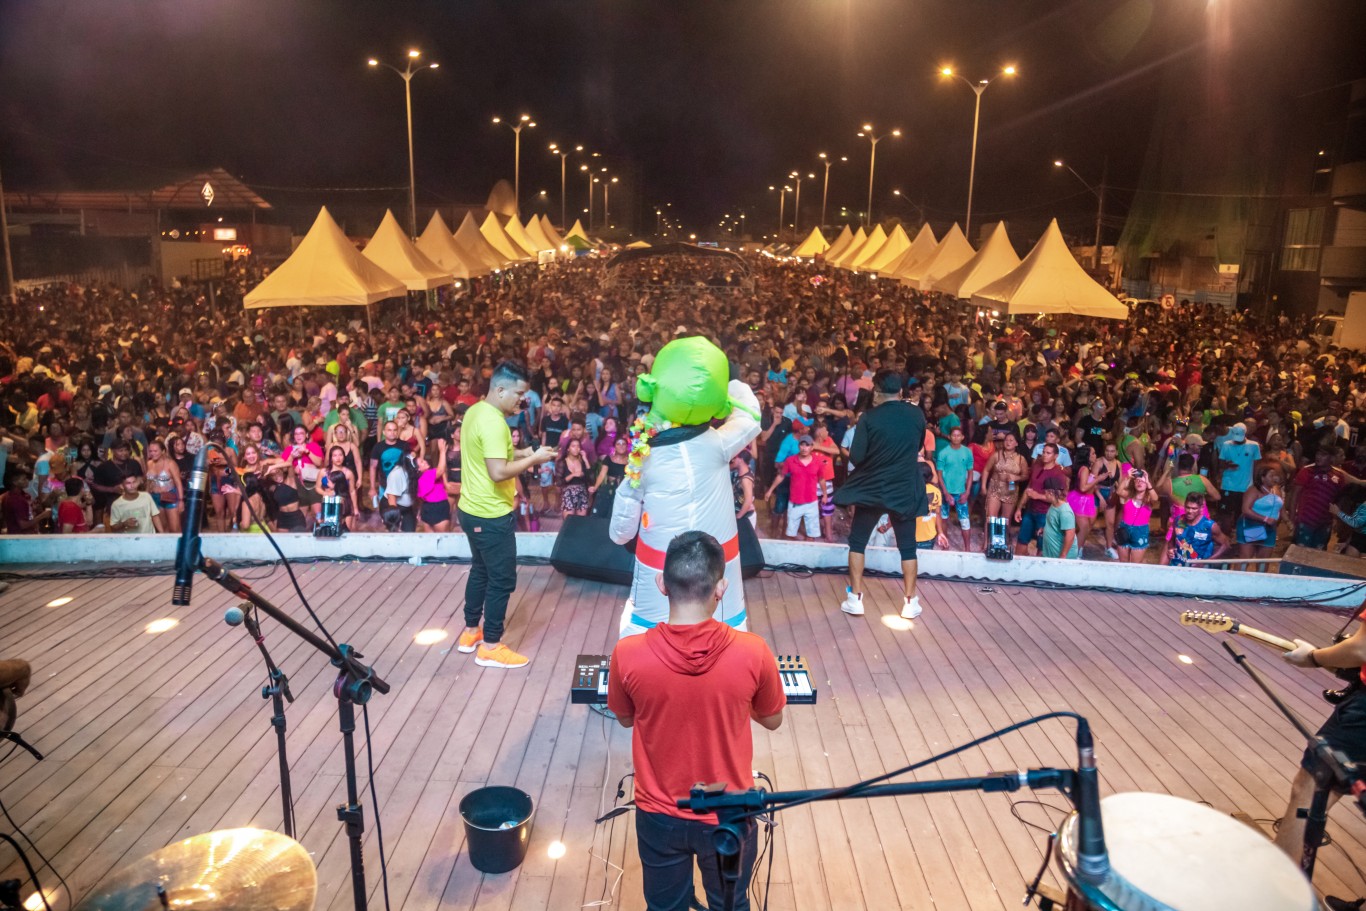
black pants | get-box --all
[458,508,517,644]
[846,504,919,560]
[636,810,756,911]
[1304,685,1366,782]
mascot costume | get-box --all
[609,337,761,638]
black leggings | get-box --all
[847,505,919,561]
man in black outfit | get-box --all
[978,400,1022,446]
[833,369,930,621]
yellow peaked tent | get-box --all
[883,224,938,278]
[970,219,1129,319]
[363,210,454,291]
[901,223,974,290]
[417,212,489,279]
[564,219,591,244]
[540,215,568,249]
[523,216,557,253]
[791,227,830,258]
[826,226,867,269]
[481,213,530,262]
[244,207,404,310]
[822,225,855,261]
[625,240,652,249]
[503,215,543,257]
[931,221,1021,299]
[846,225,888,271]
[863,224,911,274]
[454,213,512,271]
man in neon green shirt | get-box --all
[457,361,557,669]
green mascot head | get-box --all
[635,336,732,427]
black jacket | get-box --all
[833,400,929,520]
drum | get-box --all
[1056,792,1314,911]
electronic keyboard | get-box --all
[571,653,816,705]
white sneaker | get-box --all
[901,597,923,620]
[840,588,864,616]
[1105,547,1119,560]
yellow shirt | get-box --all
[457,400,515,519]
[917,488,942,543]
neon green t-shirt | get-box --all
[458,400,515,518]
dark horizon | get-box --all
[2,0,1363,241]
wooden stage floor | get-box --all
[2,561,1365,910]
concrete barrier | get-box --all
[1,532,1360,607]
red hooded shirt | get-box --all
[608,618,785,821]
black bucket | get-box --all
[460,785,535,874]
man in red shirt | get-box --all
[608,531,785,911]
[1291,446,1365,549]
[762,436,831,541]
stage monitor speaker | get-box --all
[1278,544,1366,582]
[737,518,765,579]
[551,515,766,584]
[550,515,635,586]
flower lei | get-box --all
[624,415,671,488]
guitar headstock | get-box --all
[1180,610,1237,634]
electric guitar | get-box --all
[1179,610,1296,652]
[1179,610,1362,704]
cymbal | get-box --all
[74,828,316,911]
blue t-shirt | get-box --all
[936,444,974,495]
[1217,440,1261,492]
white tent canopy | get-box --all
[901,223,974,290]
[863,224,911,274]
[826,226,867,269]
[244,207,405,310]
[523,216,557,253]
[970,219,1129,319]
[846,225,888,271]
[416,212,489,279]
[930,221,1021,299]
[481,212,530,262]
[822,225,855,261]
[363,210,454,291]
[454,213,512,271]
[503,215,544,257]
[540,216,568,249]
[791,227,830,258]
[883,224,937,278]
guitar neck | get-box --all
[1235,625,1296,653]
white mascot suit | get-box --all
[609,336,761,638]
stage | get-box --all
[2,561,1364,909]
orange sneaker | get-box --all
[456,626,483,654]
[475,642,530,669]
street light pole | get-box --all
[581,164,594,231]
[1054,157,1107,271]
[549,143,583,230]
[770,185,791,237]
[493,113,536,215]
[939,65,1017,237]
[817,153,847,230]
[604,176,617,230]
[368,50,440,237]
[857,125,901,229]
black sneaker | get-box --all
[1324,896,1364,911]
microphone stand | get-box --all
[199,557,389,911]
[1221,641,1366,879]
[679,768,1076,911]
[230,602,296,839]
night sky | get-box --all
[1,0,1363,239]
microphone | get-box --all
[1074,718,1109,883]
[172,445,210,606]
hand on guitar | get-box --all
[1283,639,1321,668]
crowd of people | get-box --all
[2,248,1365,570]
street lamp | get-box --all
[492,113,536,214]
[580,163,594,231]
[817,152,847,229]
[788,171,816,234]
[367,49,440,237]
[1053,158,1108,271]
[857,124,901,228]
[770,184,792,236]
[548,143,583,230]
[938,64,1018,236]
[603,175,618,230]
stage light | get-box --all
[414,629,448,645]
[547,840,567,859]
[1177,654,1194,665]
[146,618,179,634]
[881,615,914,631]
[45,596,74,607]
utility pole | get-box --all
[0,158,15,306]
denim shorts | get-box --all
[1018,510,1047,545]
[1118,522,1150,550]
